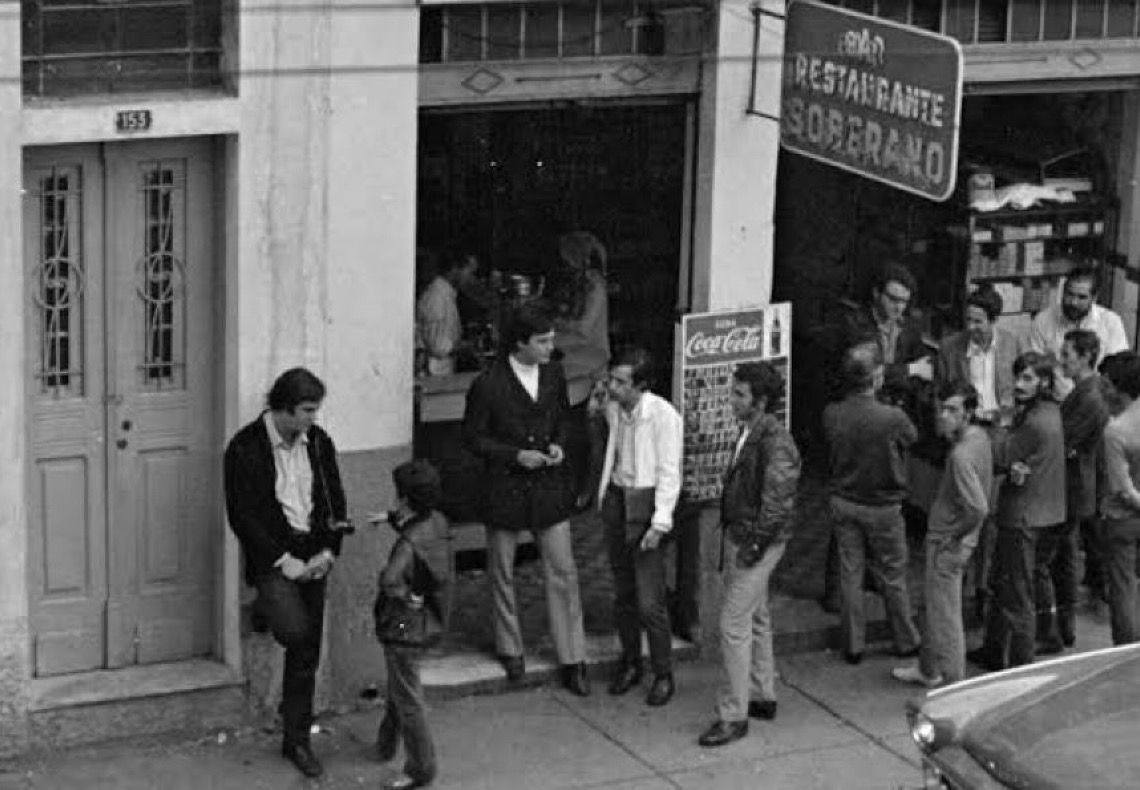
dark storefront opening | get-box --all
[415,101,691,650]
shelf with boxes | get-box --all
[944,196,1116,318]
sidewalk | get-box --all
[0,604,1116,790]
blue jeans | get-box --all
[378,644,437,784]
[831,497,920,656]
[920,534,973,682]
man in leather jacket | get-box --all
[698,362,800,748]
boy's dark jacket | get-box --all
[223,414,347,584]
[721,412,801,554]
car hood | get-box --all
[921,645,1140,789]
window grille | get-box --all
[22,0,225,98]
[138,162,187,391]
[30,167,86,398]
[420,0,702,63]
[825,0,1140,42]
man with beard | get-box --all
[1028,264,1128,399]
[1037,330,1109,654]
[893,381,992,688]
[968,352,1066,671]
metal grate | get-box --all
[826,0,1140,42]
[137,162,187,391]
[419,0,703,63]
[31,168,86,398]
[22,0,224,98]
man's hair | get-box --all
[1064,329,1101,368]
[1065,264,1101,295]
[872,262,918,298]
[1012,351,1056,398]
[733,361,785,414]
[937,380,979,415]
[841,342,882,393]
[1100,351,1140,399]
[611,346,655,391]
[965,286,1003,323]
[267,367,326,412]
[393,459,442,516]
[503,303,554,351]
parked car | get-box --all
[904,644,1140,789]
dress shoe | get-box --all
[966,648,1002,673]
[698,719,748,747]
[748,700,777,720]
[1036,640,1064,656]
[607,661,643,696]
[560,662,591,697]
[499,654,525,683]
[891,665,943,689]
[282,742,324,778]
[843,651,864,666]
[646,673,675,707]
[385,774,430,790]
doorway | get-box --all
[24,138,220,677]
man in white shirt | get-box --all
[595,348,683,706]
[1029,263,1129,398]
[936,287,1022,423]
[416,251,478,376]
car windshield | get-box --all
[961,660,1140,790]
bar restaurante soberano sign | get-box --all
[780,0,963,201]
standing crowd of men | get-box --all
[221,258,1140,785]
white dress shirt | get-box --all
[264,412,313,534]
[508,354,540,400]
[416,276,461,376]
[966,339,999,413]
[1030,302,1129,398]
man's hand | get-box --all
[545,444,565,466]
[303,550,335,581]
[735,540,768,568]
[517,449,548,470]
[278,554,308,580]
[908,357,934,381]
[639,526,667,552]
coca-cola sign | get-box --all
[682,314,766,366]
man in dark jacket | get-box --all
[969,352,1067,671]
[698,362,800,748]
[1038,330,1108,653]
[824,343,921,666]
[462,304,589,696]
[223,367,349,778]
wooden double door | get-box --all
[24,139,219,677]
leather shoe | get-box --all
[646,673,674,707]
[560,663,591,697]
[966,648,1002,672]
[282,742,323,778]
[607,661,643,696]
[385,775,430,790]
[843,651,863,665]
[748,700,777,720]
[500,654,525,683]
[698,719,748,747]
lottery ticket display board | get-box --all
[680,304,792,503]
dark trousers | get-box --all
[377,644,437,784]
[982,523,1060,669]
[1036,519,1079,647]
[1103,517,1140,645]
[603,487,672,675]
[257,573,327,745]
[670,498,701,634]
[1081,515,1107,599]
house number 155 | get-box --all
[115,109,153,133]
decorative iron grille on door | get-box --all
[826,0,1140,42]
[21,0,225,97]
[137,162,187,391]
[31,167,85,398]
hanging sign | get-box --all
[679,304,792,503]
[780,0,962,201]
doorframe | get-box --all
[22,134,239,688]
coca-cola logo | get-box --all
[685,326,762,359]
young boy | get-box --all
[372,460,452,790]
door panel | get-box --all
[25,139,217,676]
[25,147,108,677]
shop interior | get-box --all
[775,90,1129,469]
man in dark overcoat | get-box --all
[463,304,590,695]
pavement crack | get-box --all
[549,692,686,789]
[780,678,920,769]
